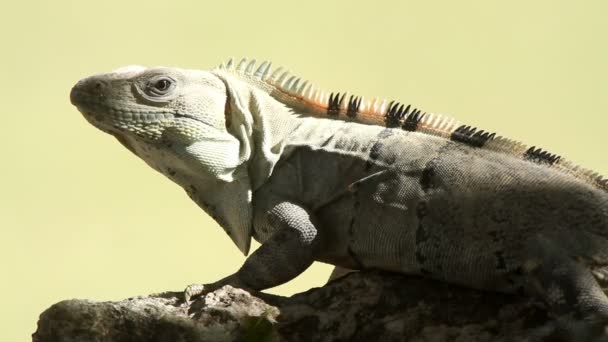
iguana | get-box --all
[70,58,608,327]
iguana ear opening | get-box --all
[224,92,232,130]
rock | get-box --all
[32,271,608,341]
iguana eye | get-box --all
[145,76,176,97]
[155,79,171,91]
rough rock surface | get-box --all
[33,271,608,341]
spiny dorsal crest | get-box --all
[216,57,607,192]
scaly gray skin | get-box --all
[70,59,608,324]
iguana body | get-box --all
[71,59,608,322]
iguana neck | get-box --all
[217,71,308,191]
[161,71,310,256]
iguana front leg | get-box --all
[185,202,319,301]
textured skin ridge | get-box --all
[216,57,607,192]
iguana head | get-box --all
[70,65,230,143]
[70,65,259,254]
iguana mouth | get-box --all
[71,96,174,123]
[72,95,211,128]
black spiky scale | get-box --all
[347,95,361,118]
[327,92,345,116]
[450,125,496,148]
[524,146,561,165]
[384,101,410,128]
[402,107,422,131]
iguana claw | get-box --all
[184,283,207,303]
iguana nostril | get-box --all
[70,78,108,106]
[94,80,107,97]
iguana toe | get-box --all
[183,283,207,303]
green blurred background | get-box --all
[1,0,607,340]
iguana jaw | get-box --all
[71,97,175,140]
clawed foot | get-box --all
[183,275,243,303]
[183,283,209,303]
